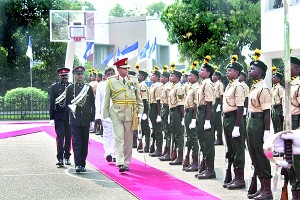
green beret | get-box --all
[291,57,300,66]
[162,71,170,78]
[171,70,182,79]
[190,69,199,78]
[201,63,214,75]
[152,70,161,78]
[138,70,148,79]
[274,72,283,80]
[226,62,243,72]
[214,71,222,77]
[240,71,247,78]
[250,60,267,72]
[128,70,136,76]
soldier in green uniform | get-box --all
[271,71,284,133]
[103,58,143,172]
[137,69,152,153]
[149,68,163,157]
[159,69,173,161]
[222,56,246,189]
[183,68,200,172]
[212,70,224,145]
[247,57,273,200]
[238,71,249,144]
[168,70,185,165]
[194,57,216,179]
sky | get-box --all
[86,0,174,16]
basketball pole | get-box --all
[65,41,76,82]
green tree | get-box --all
[109,4,127,17]
[160,0,261,74]
[146,1,166,17]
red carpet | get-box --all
[1,124,220,200]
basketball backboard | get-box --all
[50,10,96,42]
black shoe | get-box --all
[119,165,126,172]
[124,166,129,171]
[106,155,112,162]
[112,158,116,162]
[95,132,103,135]
[64,159,71,165]
[56,159,64,166]
[81,167,86,172]
[75,166,82,173]
[214,140,223,145]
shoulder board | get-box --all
[51,82,57,86]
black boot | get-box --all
[142,141,150,153]
[150,143,162,157]
[149,143,155,153]
[254,178,273,200]
[162,146,168,156]
[196,161,216,179]
[182,152,190,170]
[248,178,262,199]
[227,168,246,190]
[194,160,206,178]
[171,147,177,161]
[223,168,232,188]
[247,172,257,198]
[185,155,198,172]
[169,150,183,165]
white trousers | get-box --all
[102,120,116,159]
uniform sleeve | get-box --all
[103,80,112,119]
[204,83,214,102]
[95,82,101,119]
[155,85,162,101]
[219,82,224,96]
[235,85,246,107]
[49,85,55,120]
[279,86,285,101]
[135,81,144,115]
[176,87,185,105]
[65,85,72,112]
[89,86,95,121]
[260,88,272,110]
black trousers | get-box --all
[70,125,90,167]
[54,119,71,160]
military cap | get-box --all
[227,62,243,72]
[57,68,70,75]
[161,71,170,78]
[250,60,268,72]
[240,71,247,78]
[201,63,215,76]
[114,58,130,69]
[171,70,182,79]
[73,66,85,74]
[291,57,300,66]
[138,70,148,79]
[128,70,136,76]
[214,71,222,77]
[152,70,161,78]
[273,72,283,80]
[190,69,199,78]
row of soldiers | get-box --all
[129,51,300,200]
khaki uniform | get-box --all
[223,79,245,169]
[271,83,284,133]
[182,82,189,96]
[89,81,98,96]
[160,82,172,149]
[103,75,143,167]
[247,80,272,179]
[213,80,224,142]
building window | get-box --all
[273,0,283,9]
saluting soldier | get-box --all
[212,69,224,145]
[247,53,273,200]
[159,68,173,161]
[183,68,200,172]
[271,70,284,133]
[168,70,185,165]
[222,56,246,189]
[65,66,95,173]
[49,67,72,166]
[194,56,216,179]
[149,67,163,157]
[103,58,143,172]
[137,67,152,153]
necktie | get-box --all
[123,78,126,84]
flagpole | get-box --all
[30,59,33,120]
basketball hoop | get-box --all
[71,36,86,42]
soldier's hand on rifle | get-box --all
[243,108,247,116]
[181,118,185,126]
[204,120,211,130]
[274,138,285,153]
[281,131,300,154]
[263,130,272,143]
[216,104,221,112]
[232,126,240,138]
[142,113,147,120]
[156,115,162,123]
[189,119,196,129]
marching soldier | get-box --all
[49,67,72,166]
[194,56,216,179]
[222,56,246,189]
[149,67,163,157]
[212,70,224,145]
[183,68,200,172]
[65,66,95,173]
[247,52,273,200]
[103,58,143,172]
[137,68,152,153]
[168,70,185,165]
[159,68,173,161]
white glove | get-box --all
[274,138,285,153]
[281,131,300,154]
[204,120,211,130]
[142,113,147,120]
[181,118,185,126]
[156,115,162,123]
[263,130,272,143]
[232,126,240,138]
[189,119,196,129]
[138,113,142,120]
[243,108,247,116]
[49,120,54,126]
[168,114,170,124]
[216,104,221,112]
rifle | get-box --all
[280,168,288,200]
[223,152,233,187]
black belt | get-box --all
[163,104,169,107]
[223,110,237,118]
[170,106,179,111]
[150,103,157,107]
[198,105,206,111]
[185,108,194,112]
[248,112,264,118]
[292,115,300,120]
[273,104,282,109]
